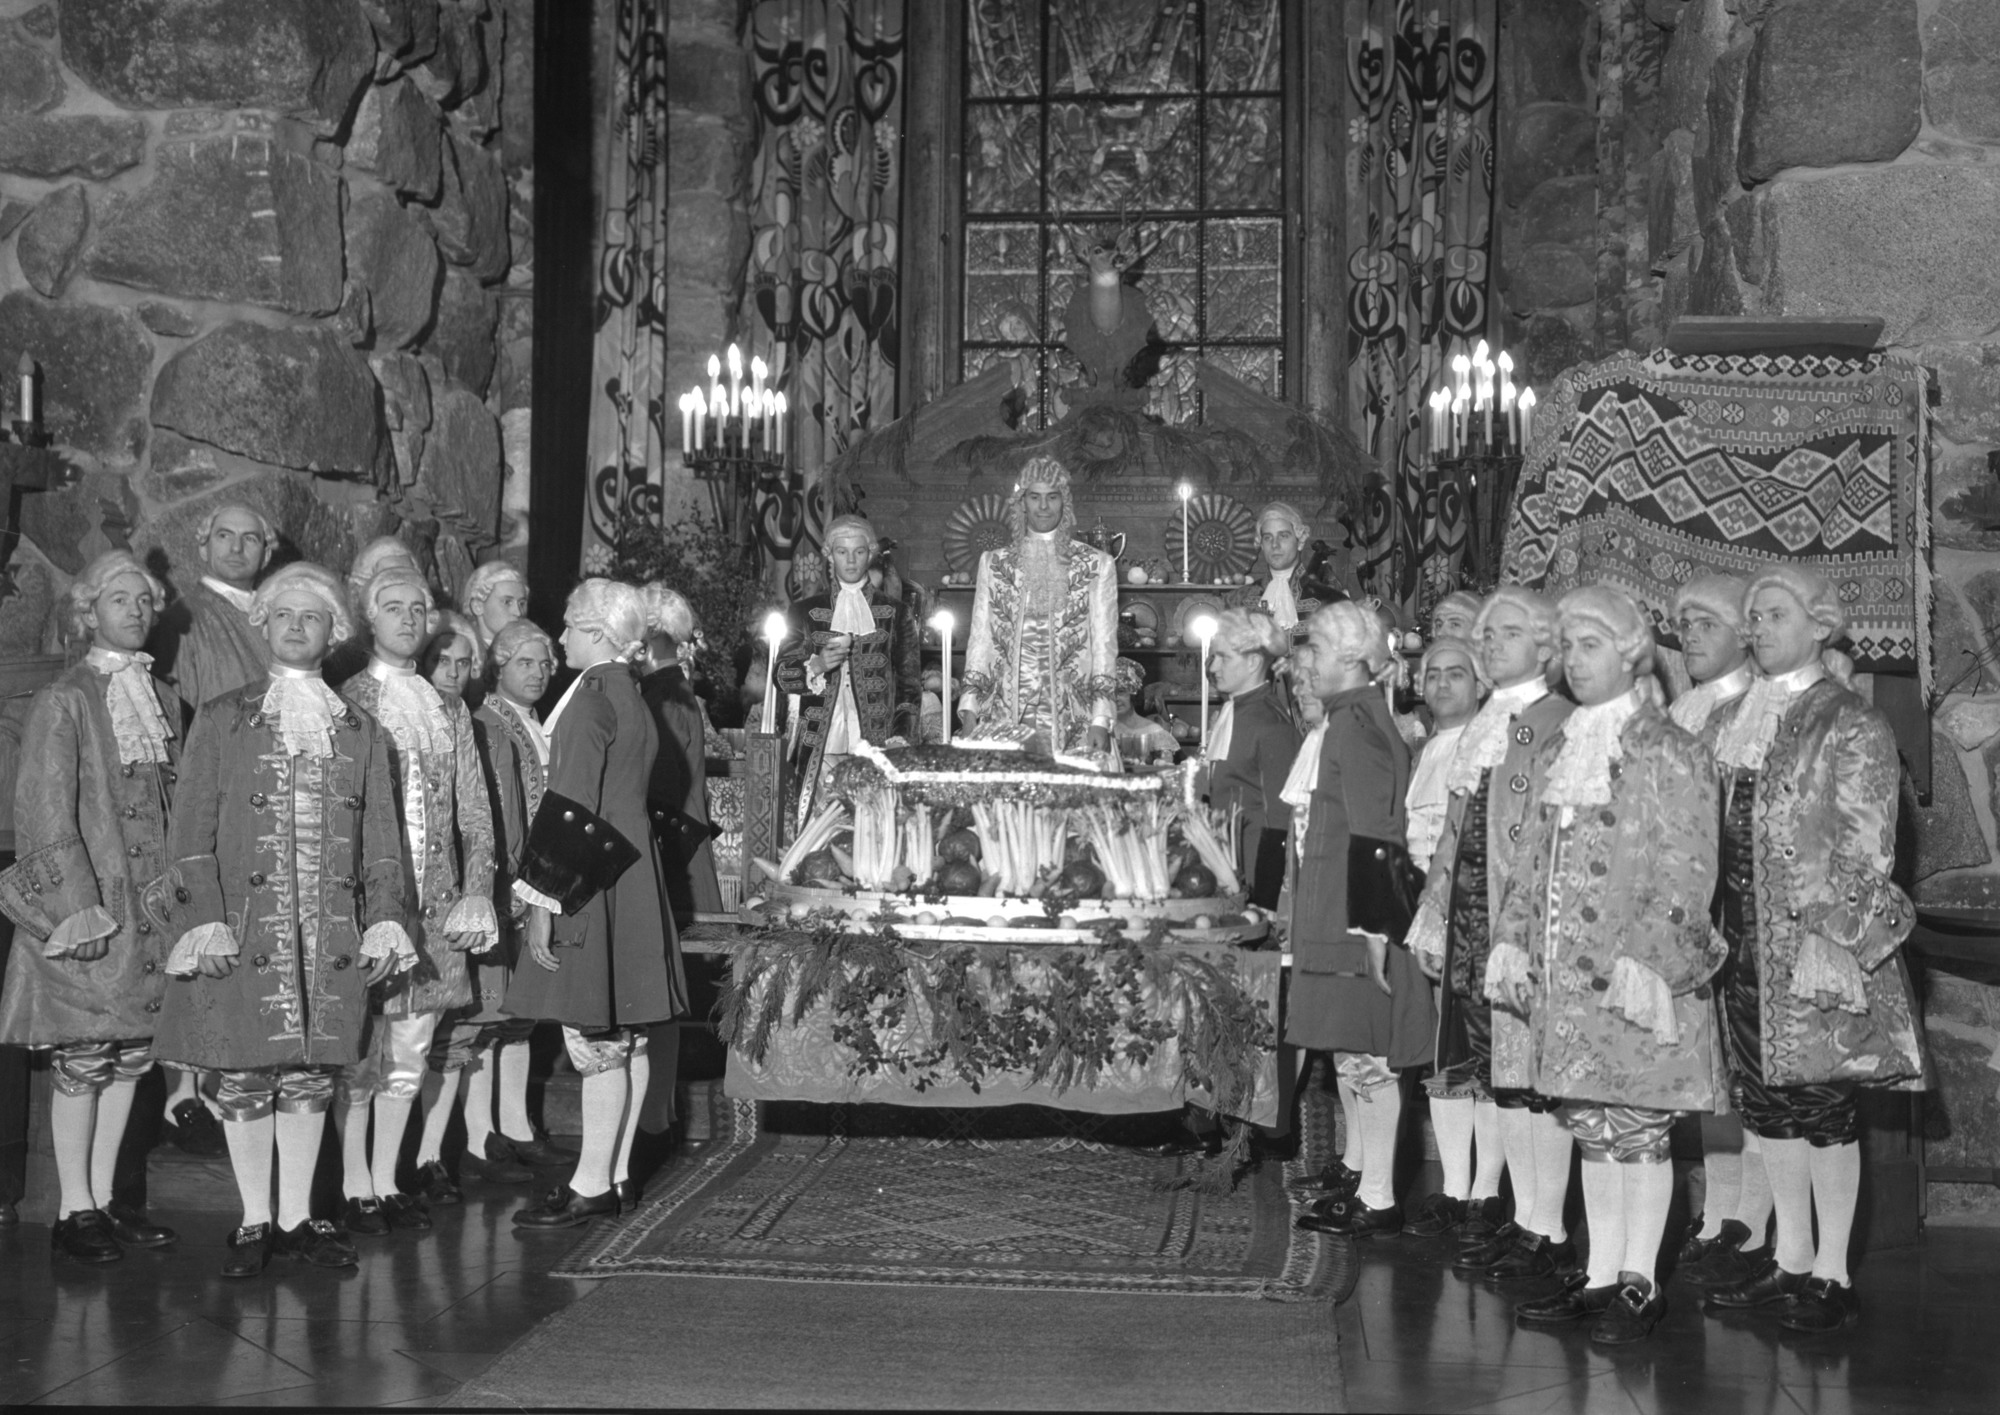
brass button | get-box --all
[248,712,264,727]
[145,1000,161,1013]
[1590,975,1610,992]
[1580,906,1597,923]
[250,872,266,886]
[1514,726,1534,745]
[333,954,351,970]
[563,810,576,822]
[138,922,152,935]
[120,765,134,778]
[143,960,157,974]
[127,845,143,858]
[424,903,437,919]
[1787,908,1801,921]
[123,806,137,819]
[1508,824,1522,841]
[1373,847,1387,860]
[338,875,356,889]
[249,793,267,808]
[346,796,362,809]
[1589,861,1607,877]
[175,887,190,904]
[1510,775,1529,793]
[1577,956,1594,972]
[252,954,269,968]
[584,823,596,835]
[1668,906,1685,923]
[163,770,176,784]
[1599,810,1616,827]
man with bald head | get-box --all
[155,503,277,715]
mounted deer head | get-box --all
[1054,205,1161,337]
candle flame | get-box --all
[762,610,788,645]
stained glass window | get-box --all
[961,0,1288,428]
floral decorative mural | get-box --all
[1344,0,1499,610]
[961,0,1288,429]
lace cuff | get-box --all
[442,895,500,952]
[804,659,830,696]
[1483,943,1532,1005]
[1790,934,1870,1015]
[166,922,238,977]
[45,906,119,959]
[361,921,419,972]
[1406,902,1447,975]
[512,878,563,916]
[1600,956,1680,1044]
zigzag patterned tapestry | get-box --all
[1502,349,1931,684]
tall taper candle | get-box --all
[930,609,956,745]
[1178,481,1193,583]
[761,610,786,736]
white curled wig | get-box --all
[641,582,696,644]
[346,535,420,614]
[486,617,556,682]
[1305,600,1391,677]
[1431,590,1484,634]
[1255,501,1311,542]
[1672,572,1750,632]
[1213,605,1289,662]
[820,514,879,562]
[1005,455,1076,542]
[460,559,529,618]
[1473,584,1561,650]
[361,563,436,620]
[1744,562,1845,639]
[1420,634,1490,688]
[69,550,167,635]
[251,562,353,644]
[565,578,649,659]
[1558,584,1656,674]
[195,502,277,562]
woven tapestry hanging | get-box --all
[1502,349,1933,689]
[1344,0,1499,610]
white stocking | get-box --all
[497,1040,533,1141]
[339,1101,374,1199]
[1580,1159,1624,1287]
[571,1066,628,1198]
[224,1114,276,1228]
[1807,1141,1860,1287]
[274,1109,323,1231]
[50,1088,97,1218]
[1355,1083,1403,1212]
[1762,1135,1815,1275]
[1471,1100,1505,1201]
[370,1095,416,1196]
[1528,1111,1574,1244]
[1335,1075,1363,1173]
[1430,1096,1475,1200]
[461,1047,496,1156]
[1621,1161,1674,1291]
[612,1048,650,1186]
[415,1069,461,1166]
[1499,1106,1539,1231]
[1735,1130,1774,1245]
[1698,1114,1744,1240]
[89,1077,140,1210]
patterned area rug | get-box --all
[1503,348,1930,682]
[553,1097,1343,1299]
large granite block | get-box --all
[1738,0,1920,183]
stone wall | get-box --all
[1642,0,2000,1218]
[0,0,532,658]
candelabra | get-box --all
[1432,451,1524,592]
[680,344,790,557]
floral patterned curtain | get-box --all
[745,0,906,489]
[584,0,671,562]
[1345,0,1499,613]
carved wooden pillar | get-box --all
[740,729,789,895]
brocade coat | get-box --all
[774,585,921,821]
[0,661,182,1046]
[1205,681,1298,908]
[340,672,496,1016]
[152,580,270,716]
[962,539,1119,751]
[502,662,687,1030]
[1286,687,1434,1064]
[470,696,545,1021]
[1224,559,1345,633]
[1707,681,1925,1088]
[152,682,407,1070]
[1412,691,1573,1083]
[1490,700,1725,1112]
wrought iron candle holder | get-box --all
[686,418,790,555]
[1432,452,1524,592]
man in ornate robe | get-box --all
[960,457,1117,756]
[1701,565,1923,1335]
[775,516,921,823]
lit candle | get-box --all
[710,384,727,434]
[1518,387,1538,450]
[679,392,693,454]
[17,353,33,428]
[1190,612,1218,752]
[930,609,956,745]
[1178,481,1193,582]
[1452,352,1471,403]
[751,354,767,408]
[773,391,787,454]
[1452,390,1468,456]
[760,609,787,735]
[692,386,707,450]
[1500,378,1517,452]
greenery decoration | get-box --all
[600,508,781,697]
[716,910,1276,1119]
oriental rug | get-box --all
[1502,348,1931,687]
[551,1095,1346,1300]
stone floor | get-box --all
[3,1165,1996,1410]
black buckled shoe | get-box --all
[1590,1276,1667,1345]
[1779,1276,1858,1333]
[163,1098,229,1158]
[1453,1220,1521,1274]
[414,1159,463,1207]
[51,1209,123,1264]
[613,1177,642,1215]
[490,1130,579,1169]
[1677,1217,1749,1273]
[1516,1271,1619,1327]
[220,1222,272,1278]
[513,1184,618,1229]
[1485,1231,1575,1284]
[1706,1258,1810,1311]
[1460,1195,1507,1240]
[379,1192,432,1231]
[1686,1239,1771,1290]
[343,1196,391,1237]
[1405,1193,1467,1238]
[1295,1193,1404,1238]
[274,1218,359,1269]
[102,1200,177,1248]
[1287,1161,1362,1196]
